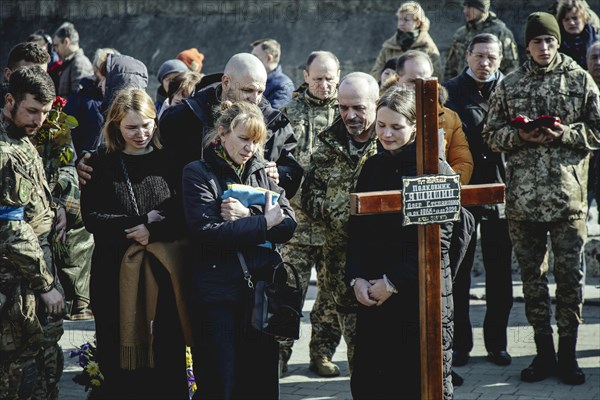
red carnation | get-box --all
[53,96,68,108]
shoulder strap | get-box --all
[237,251,254,288]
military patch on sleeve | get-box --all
[18,178,32,204]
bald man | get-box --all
[158,53,302,196]
[78,53,301,199]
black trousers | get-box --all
[453,215,513,353]
[191,301,279,400]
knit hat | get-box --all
[525,12,561,45]
[463,0,490,13]
[176,48,205,73]
[157,59,188,83]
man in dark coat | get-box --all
[251,39,294,109]
[52,23,93,97]
[444,33,513,368]
[159,53,302,197]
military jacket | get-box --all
[0,115,55,292]
[483,54,600,222]
[301,118,378,246]
[282,85,339,246]
[444,12,519,82]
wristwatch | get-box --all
[350,278,358,287]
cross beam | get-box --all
[349,78,505,399]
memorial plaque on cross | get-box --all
[349,78,505,400]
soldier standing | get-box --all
[0,66,65,399]
[302,72,379,372]
[279,51,343,376]
[443,0,519,82]
[484,13,600,385]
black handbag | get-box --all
[237,252,303,340]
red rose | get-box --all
[53,96,68,108]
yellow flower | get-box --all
[85,361,101,376]
[91,379,101,387]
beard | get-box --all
[6,106,38,139]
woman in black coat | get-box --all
[181,101,297,399]
[346,86,456,399]
[80,87,187,399]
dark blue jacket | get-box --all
[264,65,294,110]
[181,144,297,303]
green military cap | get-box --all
[525,12,561,45]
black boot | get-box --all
[521,334,557,382]
[558,336,586,385]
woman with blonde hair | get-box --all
[556,0,599,69]
[182,101,297,399]
[370,1,442,79]
[81,87,188,399]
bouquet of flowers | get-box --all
[34,95,77,182]
[70,338,104,392]
[186,346,197,399]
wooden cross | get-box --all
[350,78,505,400]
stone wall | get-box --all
[1,0,562,94]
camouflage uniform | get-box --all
[483,53,600,337]
[279,84,342,364]
[46,163,93,313]
[443,12,519,82]
[302,118,378,370]
[0,114,64,400]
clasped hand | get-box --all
[353,278,392,307]
[519,123,565,144]
[124,209,163,245]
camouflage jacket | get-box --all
[483,54,600,222]
[0,114,55,293]
[370,29,443,79]
[301,118,378,246]
[444,12,519,83]
[281,84,339,246]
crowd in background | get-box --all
[1,0,599,399]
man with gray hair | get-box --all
[251,38,294,109]
[302,72,379,372]
[588,41,600,86]
[52,22,93,96]
[445,33,513,368]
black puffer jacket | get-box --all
[160,75,303,197]
[181,144,297,303]
[100,54,148,115]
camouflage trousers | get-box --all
[55,226,93,307]
[36,232,65,399]
[0,289,63,400]
[508,219,585,337]
[279,244,342,363]
[322,242,358,371]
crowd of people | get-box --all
[1,0,599,399]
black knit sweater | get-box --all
[81,148,182,245]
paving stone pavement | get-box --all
[59,278,599,400]
[59,209,600,399]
